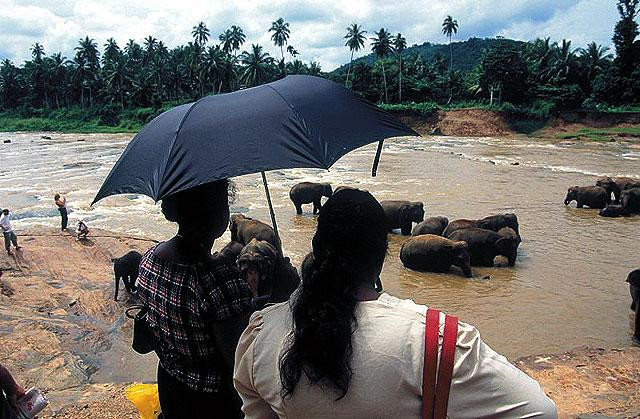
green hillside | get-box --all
[332,37,526,73]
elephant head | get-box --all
[229,214,248,242]
[564,186,579,205]
[322,183,333,198]
[596,177,618,197]
[495,237,518,266]
[237,239,279,295]
[401,202,425,224]
[449,240,472,278]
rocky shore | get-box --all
[0,228,638,418]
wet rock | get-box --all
[41,135,52,140]
[511,162,520,166]
[69,300,77,307]
[430,127,443,136]
[488,160,496,165]
[3,139,11,143]
[0,280,14,296]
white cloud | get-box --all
[0,0,620,70]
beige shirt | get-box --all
[234,293,557,419]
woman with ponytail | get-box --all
[234,188,556,418]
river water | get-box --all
[0,131,638,360]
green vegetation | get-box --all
[0,1,639,134]
[556,126,640,141]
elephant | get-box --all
[621,187,640,214]
[112,250,142,301]
[411,216,449,236]
[596,177,640,203]
[443,213,520,237]
[230,214,281,253]
[627,269,640,343]
[497,227,521,246]
[598,204,628,218]
[380,200,425,235]
[213,241,244,264]
[447,228,518,267]
[289,182,333,214]
[237,239,300,304]
[399,234,472,277]
[564,186,610,209]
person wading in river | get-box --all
[234,188,557,418]
[137,180,257,419]
[54,194,68,231]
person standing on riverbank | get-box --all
[137,180,256,419]
[0,209,20,255]
[54,194,68,231]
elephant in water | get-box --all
[380,200,425,235]
[621,188,640,214]
[230,214,281,253]
[289,182,333,215]
[443,213,520,237]
[598,204,628,218]
[237,239,300,305]
[400,234,472,277]
[448,227,519,267]
[411,216,449,236]
[596,177,640,203]
[112,250,142,301]
[564,186,609,209]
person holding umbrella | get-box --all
[136,180,256,419]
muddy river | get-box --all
[0,131,638,361]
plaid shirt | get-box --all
[137,246,254,392]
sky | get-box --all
[0,0,620,71]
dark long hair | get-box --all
[279,189,389,399]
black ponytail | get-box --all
[279,189,388,400]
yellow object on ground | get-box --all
[125,383,161,419]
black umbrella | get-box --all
[93,75,418,236]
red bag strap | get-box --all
[434,313,458,419]
[422,308,458,419]
[422,308,440,419]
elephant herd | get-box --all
[564,176,640,216]
[289,182,522,279]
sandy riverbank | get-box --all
[0,227,638,418]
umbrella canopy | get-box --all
[93,75,418,204]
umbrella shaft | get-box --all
[261,171,280,243]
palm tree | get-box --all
[286,45,299,58]
[393,33,407,102]
[441,15,459,72]
[371,28,392,102]
[219,29,234,54]
[579,42,613,81]
[269,17,290,71]
[74,36,100,106]
[442,15,458,103]
[48,52,68,108]
[240,44,274,87]
[308,61,322,76]
[230,25,246,56]
[192,22,210,47]
[553,39,577,81]
[344,23,367,86]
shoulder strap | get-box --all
[422,309,458,419]
[434,313,458,419]
[422,308,439,419]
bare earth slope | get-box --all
[0,228,638,417]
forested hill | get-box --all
[332,37,526,73]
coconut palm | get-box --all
[269,17,290,67]
[308,61,322,76]
[287,45,299,58]
[441,15,458,72]
[74,37,100,106]
[371,28,392,102]
[47,52,68,108]
[344,23,367,86]
[219,29,234,54]
[240,44,274,87]
[552,39,577,81]
[230,25,246,55]
[578,42,613,81]
[393,33,407,102]
[192,22,210,47]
